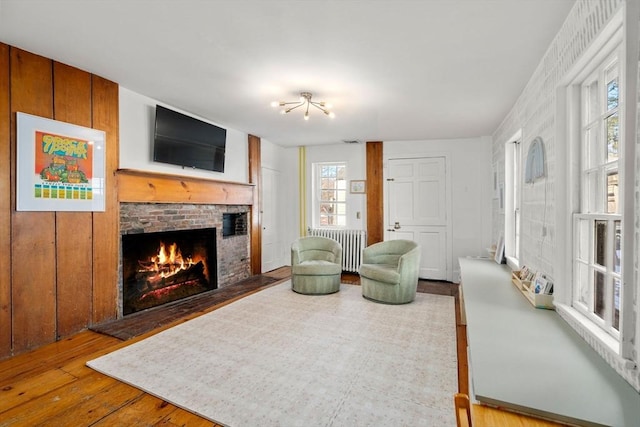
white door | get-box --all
[261,167,284,272]
[387,157,450,280]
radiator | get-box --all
[307,228,367,273]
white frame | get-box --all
[493,165,499,199]
[313,162,347,228]
[570,37,624,340]
[572,49,625,340]
[494,235,505,264]
[554,4,638,388]
[573,214,622,338]
[17,112,106,212]
[504,134,522,265]
[350,180,366,194]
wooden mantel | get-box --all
[116,169,254,205]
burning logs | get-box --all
[136,260,206,291]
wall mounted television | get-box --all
[153,105,226,173]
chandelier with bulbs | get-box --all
[271,92,335,120]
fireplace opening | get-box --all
[121,228,217,315]
[222,212,247,238]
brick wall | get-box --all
[119,202,251,314]
[491,0,640,391]
[493,0,624,278]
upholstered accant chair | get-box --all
[291,236,342,295]
[359,239,420,304]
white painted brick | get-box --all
[492,0,639,390]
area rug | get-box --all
[87,282,457,426]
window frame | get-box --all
[570,43,624,341]
[504,131,522,268]
[554,4,638,386]
[572,214,622,337]
[312,162,347,228]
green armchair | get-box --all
[291,236,342,295]
[359,239,421,304]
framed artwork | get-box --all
[350,180,366,194]
[16,112,106,211]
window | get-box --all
[513,143,521,261]
[504,134,522,265]
[314,162,347,227]
[572,50,622,338]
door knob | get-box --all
[394,222,401,229]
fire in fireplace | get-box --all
[121,228,217,315]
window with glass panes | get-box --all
[573,52,622,337]
[315,163,347,227]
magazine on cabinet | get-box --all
[533,274,553,295]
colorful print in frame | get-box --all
[17,112,106,211]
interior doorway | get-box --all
[386,156,452,281]
[261,166,284,272]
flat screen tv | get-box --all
[153,105,226,172]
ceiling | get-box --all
[0,0,576,147]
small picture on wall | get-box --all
[350,180,366,194]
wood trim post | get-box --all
[248,134,262,275]
[91,75,119,324]
[366,141,384,245]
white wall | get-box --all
[304,143,367,230]
[384,138,493,281]
[301,139,492,280]
[119,87,248,183]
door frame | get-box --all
[383,152,454,282]
[261,166,285,273]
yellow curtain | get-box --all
[299,146,306,236]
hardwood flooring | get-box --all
[0,268,563,426]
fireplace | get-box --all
[121,227,217,315]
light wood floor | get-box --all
[0,270,565,426]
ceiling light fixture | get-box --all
[271,92,335,120]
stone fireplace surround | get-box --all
[115,168,256,318]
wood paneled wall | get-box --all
[0,44,119,360]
